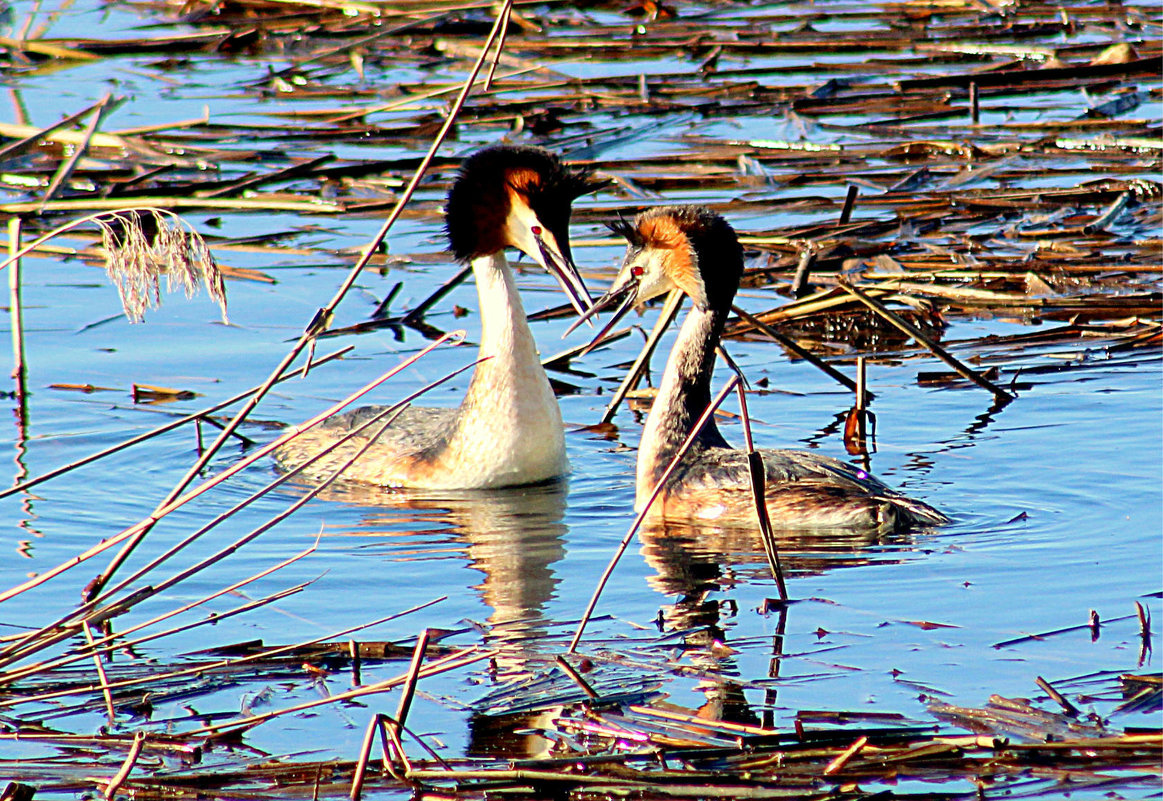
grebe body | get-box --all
[587,206,947,531]
[275,146,604,489]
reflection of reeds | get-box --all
[94,208,227,324]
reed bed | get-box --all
[0,0,1158,798]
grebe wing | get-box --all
[317,404,457,451]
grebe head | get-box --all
[571,205,743,342]
[445,145,606,314]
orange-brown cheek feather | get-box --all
[637,216,705,306]
[505,167,543,196]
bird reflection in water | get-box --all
[640,519,920,729]
[306,479,567,662]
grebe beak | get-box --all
[530,223,593,316]
[565,275,640,353]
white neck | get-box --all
[435,252,567,486]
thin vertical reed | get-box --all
[83,621,116,726]
[723,353,787,601]
[599,289,683,425]
[350,715,380,800]
[839,185,858,224]
[7,216,25,386]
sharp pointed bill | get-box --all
[506,200,592,315]
[566,274,640,351]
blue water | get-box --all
[0,0,1159,795]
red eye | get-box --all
[531,225,542,235]
[631,266,644,277]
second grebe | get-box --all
[275,145,605,489]
[582,205,947,531]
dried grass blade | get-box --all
[187,645,493,738]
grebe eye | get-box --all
[631,266,644,277]
[531,225,542,235]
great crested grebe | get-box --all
[275,145,605,489]
[581,205,948,530]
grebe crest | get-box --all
[588,205,947,531]
[275,145,605,490]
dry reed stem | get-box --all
[9,390,425,665]
[0,583,313,707]
[90,0,514,597]
[730,304,862,396]
[82,621,116,726]
[186,645,493,738]
[393,629,430,737]
[839,280,1014,403]
[7,217,25,386]
[0,343,467,672]
[1036,676,1080,716]
[483,0,513,91]
[0,196,344,214]
[0,346,352,500]
[101,730,146,800]
[350,714,380,800]
[555,654,598,699]
[87,355,479,619]
[0,598,445,709]
[723,364,787,601]
[0,330,462,613]
[40,94,116,213]
[569,375,742,653]
[385,722,414,781]
[0,98,110,163]
[0,550,315,687]
[823,735,868,775]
